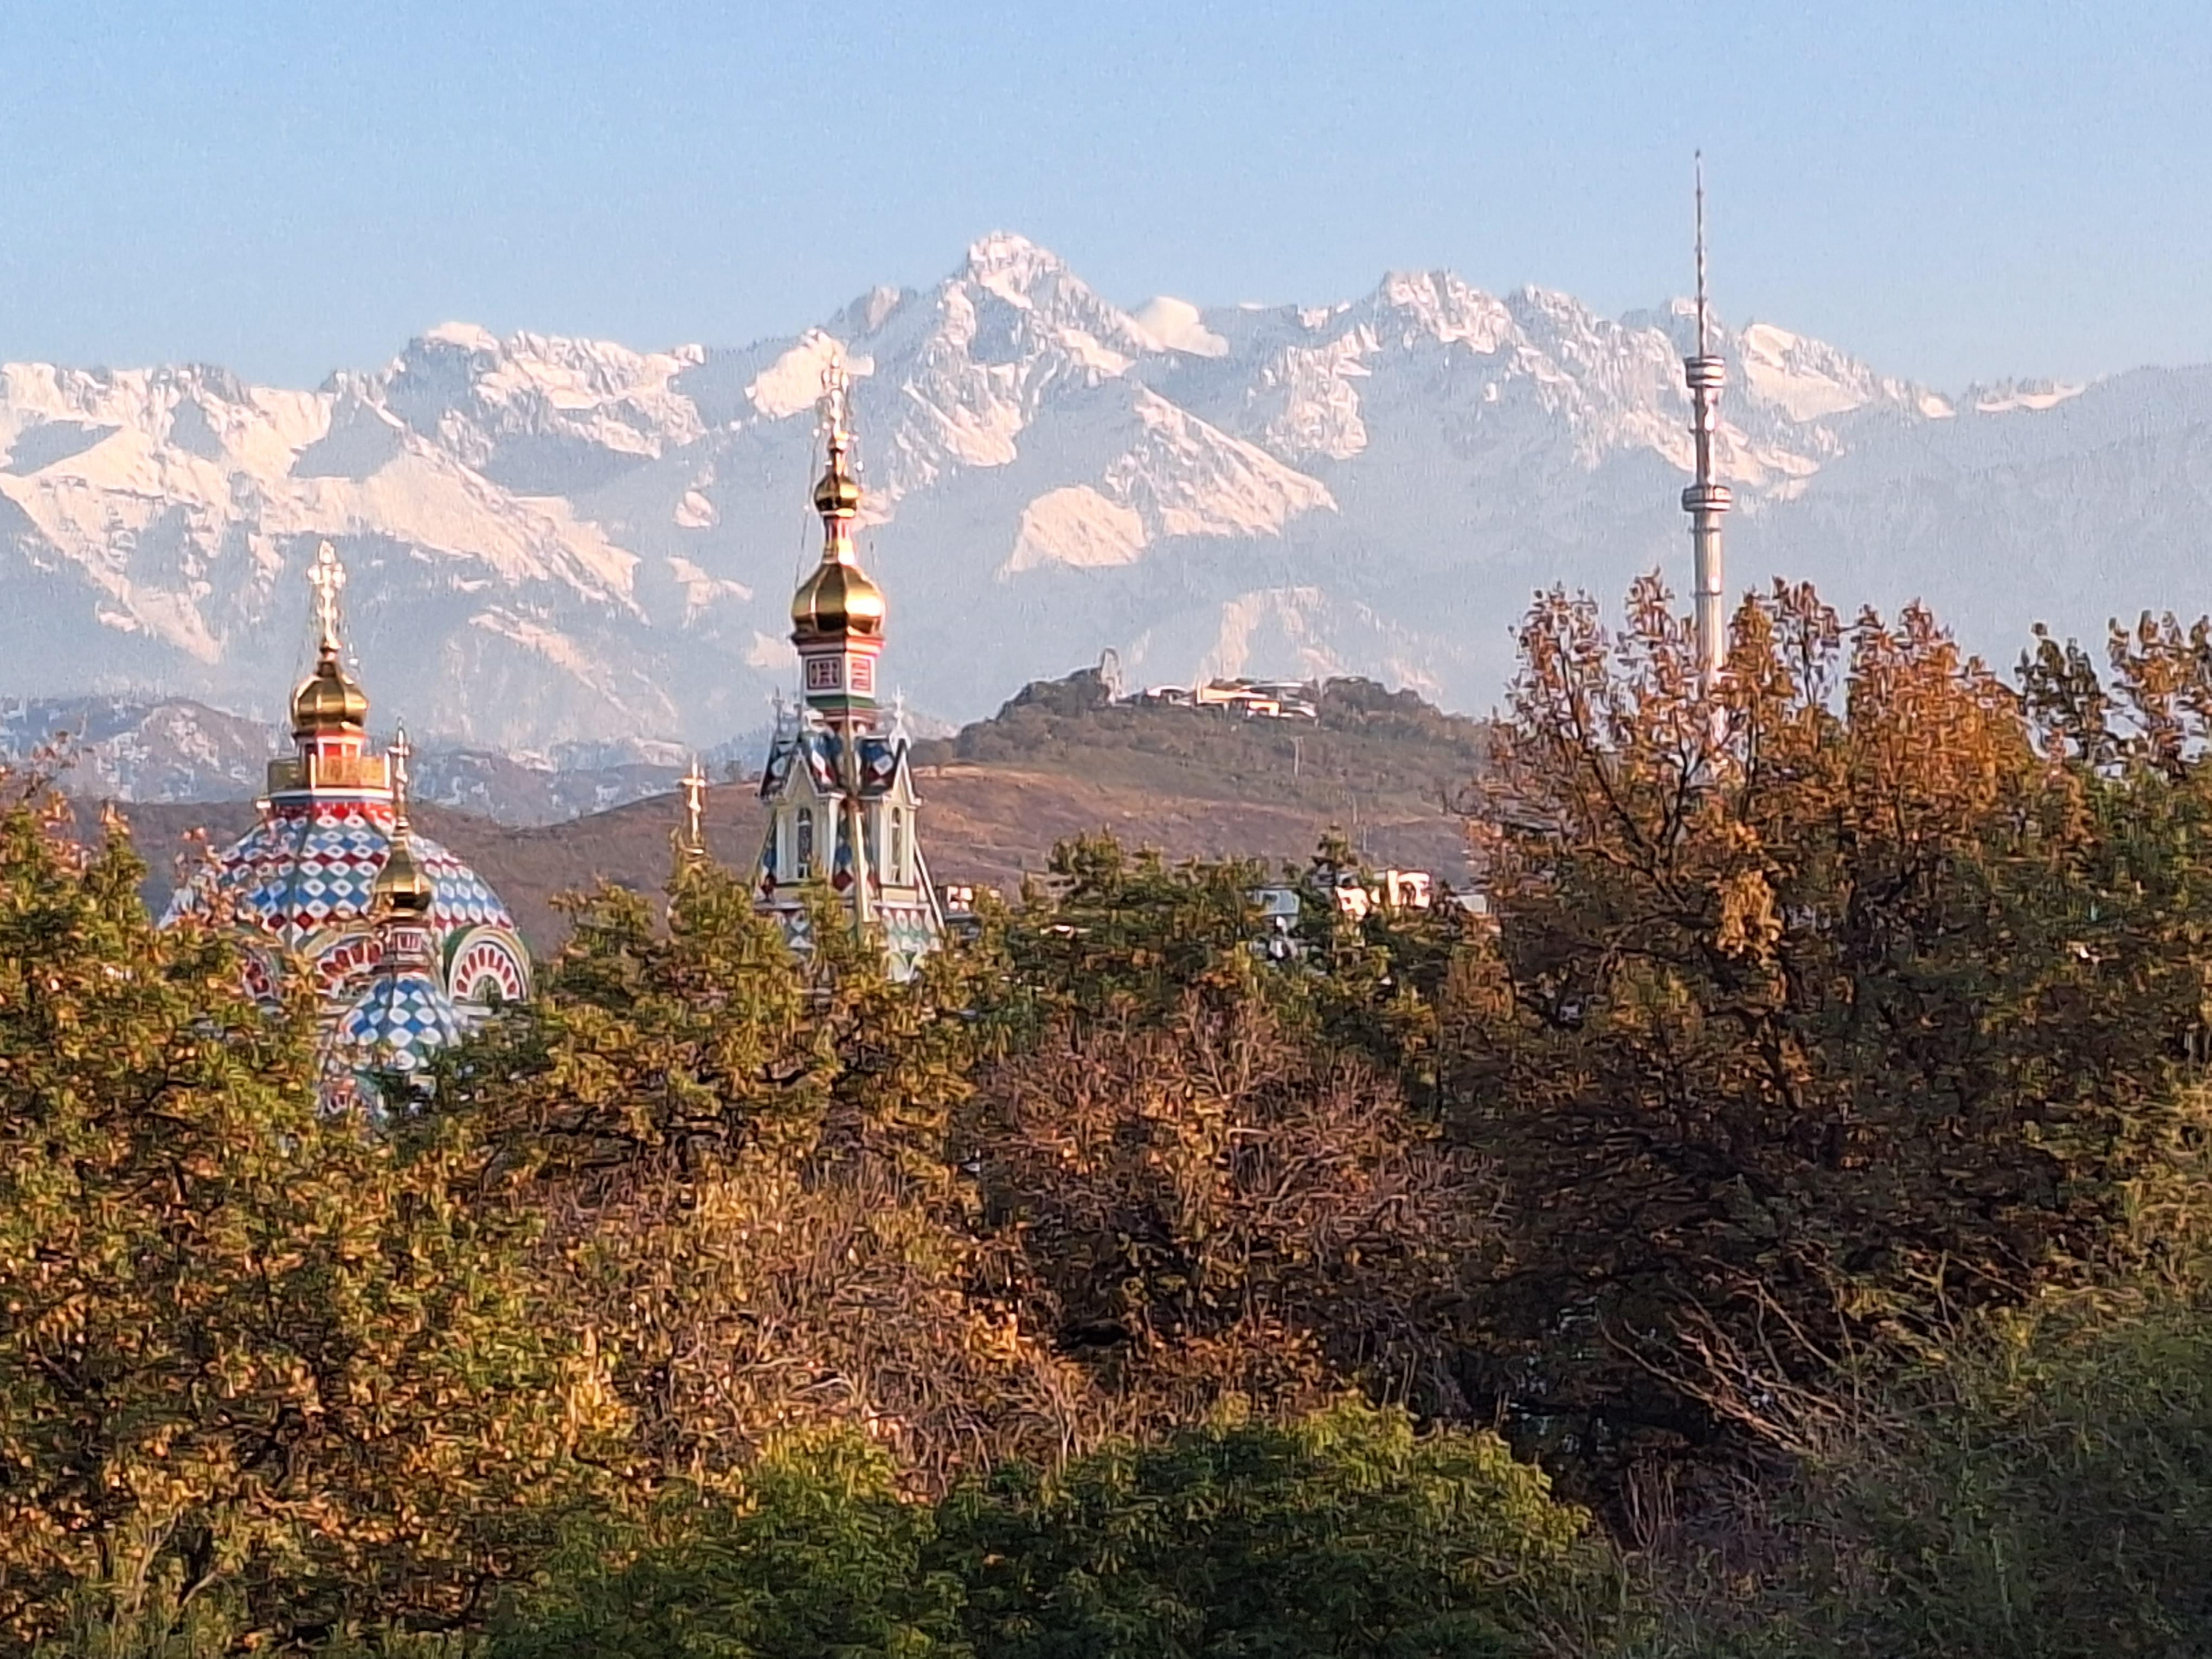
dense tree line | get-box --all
[9,578,2212,1654]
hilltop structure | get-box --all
[1127,677,1320,721]
[751,365,945,978]
[163,542,532,1076]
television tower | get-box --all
[1681,153,1732,685]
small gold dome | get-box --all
[790,555,886,639]
[813,464,861,517]
[292,649,370,733]
[374,832,434,917]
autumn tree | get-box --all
[955,835,1497,1429]
[1452,576,2212,1489]
[0,801,619,1649]
[445,864,1090,1487]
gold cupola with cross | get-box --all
[271,541,387,799]
[789,362,889,713]
[753,359,945,979]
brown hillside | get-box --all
[100,673,1480,957]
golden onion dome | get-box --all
[373,831,434,917]
[292,648,370,733]
[790,554,886,639]
[813,463,861,517]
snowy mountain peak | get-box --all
[420,320,501,355]
[0,233,2183,758]
[962,230,1066,291]
[1372,270,1514,350]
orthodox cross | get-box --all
[818,354,851,445]
[679,755,709,858]
[389,723,414,826]
[309,541,347,653]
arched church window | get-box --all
[795,807,814,878]
[889,809,905,886]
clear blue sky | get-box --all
[2,1,2206,390]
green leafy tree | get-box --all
[983,836,1269,1039]
[937,1400,1596,1659]
[1799,1284,2212,1657]
[1291,831,1472,1108]
[489,1436,967,1659]
[443,862,832,1180]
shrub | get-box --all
[938,1400,1598,1659]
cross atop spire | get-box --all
[309,541,347,657]
[678,755,709,860]
[389,723,414,828]
[819,354,852,459]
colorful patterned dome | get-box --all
[331,950,470,1112]
[160,543,530,1022]
[165,795,531,1009]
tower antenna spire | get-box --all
[1694,150,1709,358]
[1680,151,1732,687]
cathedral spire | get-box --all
[276,541,382,799]
[789,356,888,717]
[372,724,433,918]
[751,359,944,978]
[816,359,859,550]
[1681,153,1733,686]
[293,541,369,736]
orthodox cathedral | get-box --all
[163,542,533,1103]
[165,362,946,1102]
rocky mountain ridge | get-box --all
[4,233,2203,749]
[0,695,730,826]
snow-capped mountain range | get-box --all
[3,230,2206,749]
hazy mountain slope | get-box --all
[0,694,736,825]
[3,234,2203,745]
[107,670,1482,951]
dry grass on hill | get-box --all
[101,674,1483,956]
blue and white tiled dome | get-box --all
[329,948,471,1113]
[165,796,532,1010]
